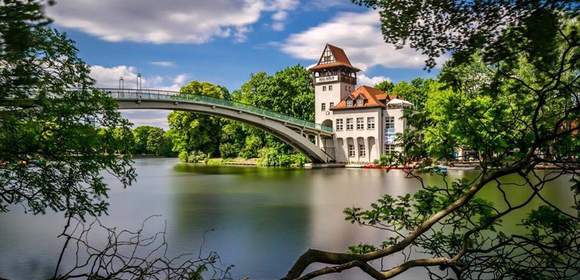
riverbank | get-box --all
[176,157,575,170]
[205,157,257,166]
[132,155,178,159]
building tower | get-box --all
[310,44,360,126]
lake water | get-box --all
[0,158,574,279]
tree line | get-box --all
[120,126,175,157]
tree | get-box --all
[168,81,228,162]
[158,130,176,157]
[219,121,246,158]
[145,127,164,155]
[375,80,394,92]
[283,2,579,279]
[165,66,314,166]
[52,216,232,280]
[229,65,315,166]
[235,65,314,121]
[391,78,433,110]
[133,126,153,154]
[0,0,135,218]
[352,0,577,69]
[130,126,174,156]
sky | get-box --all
[45,0,441,128]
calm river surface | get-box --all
[0,158,574,279]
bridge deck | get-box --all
[101,88,333,135]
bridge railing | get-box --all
[100,88,333,133]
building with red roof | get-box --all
[310,44,412,163]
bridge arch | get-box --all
[104,88,334,163]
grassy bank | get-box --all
[204,157,257,166]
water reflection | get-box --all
[0,159,574,280]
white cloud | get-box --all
[90,65,140,88]
[271,10,288,21]
[46,0,298,44]
[89,65,191,128]
[357,74,390,87]
[304,0,352,10]
[266,0,298,31]
[121,110,171,130]
[271,22,286,31]
[89,65,188,90]
[151,61,176,67]
[281,11,445,70]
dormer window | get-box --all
[346,99,353,107]
[356,98,364,106]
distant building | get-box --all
[311,44,412,163]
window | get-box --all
[346,99,353,107]
[367,117,375,129]
[385,116,395,129]
[329,102,334,108]
[359,144,366,157]
[385,116,396,144]
[356,117,364,130]
[322,85,326,91]
[346,118,353,130]
[385,144,396,154]
[356,98,364,106]
[348,144,355,157]
[329,85,333,91]
[336,119,344,131]
[321,103,326,111]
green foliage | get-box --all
[347,243,377,254]
[391,78,433,110]
[168,66,314,167]
[145,127,173,156]
[228,65,314,165]
[389,79,445,161]
[353,0,576,68]
[130,126,175,157]
[330,3,579,279]
[374,153,400,167]
[256,147,308,168]
[168,81,228,160]
[178,150,208,164]
[0,0,135,218]
[234,65,314,121]
[374,80,394,92]
[133,126,152,154]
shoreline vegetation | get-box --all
[205,157,257,166]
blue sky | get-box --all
[46,0,440,128]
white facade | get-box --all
[318,106,408,163]
[311,44,410,163]
[314,82,353,125]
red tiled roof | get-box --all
[326,44,352,65]
[331,86,399,111]
[310,44,360,71]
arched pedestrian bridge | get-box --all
[101,88,335,163]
